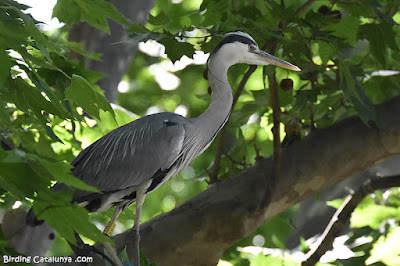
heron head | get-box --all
[208,32,301,71]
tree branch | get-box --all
[302,175,400,266]
[112,95,400,265]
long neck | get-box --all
[192,57,233,140]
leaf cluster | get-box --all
[0,0,116,247]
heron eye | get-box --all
[249,44,257,51]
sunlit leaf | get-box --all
[326,197,347,209]
[53,0,128,34]
[36,157,100,193]
[148,11,169,26]
[351,198,400,229]
[65,74,115,120]
[34,193,110,244]
[366,227,400,265]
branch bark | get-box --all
[111,95,400,265]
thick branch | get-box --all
[113,95,400,265]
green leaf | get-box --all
[339,59,376,124]
[127,23,151,33]
[148,11,169,26]
[53,0,128,34]
[17,48,67,76]
[326,197,347,209]
[45,125,64,143]
[27,154,100,192]
[34,157,100,193]
[159,37,196,63]
[66,41,102,61]
[0,150,49,199]
[0,12,29,48]
[322,16,359,46]
[201,36,222,54]
[19,12,62,55]
[0,0,30,10]
[317,41,336,64]
[34,194,110,244]
[366,227,400,265]
[360,22,399,67]
[127,24,163,43]
[0,49,12,85]
[12,77,65,117]
[2,76,68,142]
[65,74,115,120]
[0,3,63,55]
[249,252,297,266]
[351,199,400,229]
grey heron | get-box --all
[27,32,300,265]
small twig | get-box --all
[295,0,316,16]
[225,153,249,168]
[302,175,400,266]
[355,52,371,68]
[330,0,338,9]
[310,103,315,129]
[254,144,263,162]
[1,133,14,151]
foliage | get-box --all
[0,0,115,245]
[0,0,399,265]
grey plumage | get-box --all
[26,33,300,265]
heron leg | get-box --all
[103,206,123,237]
[103,206,124,266]
[132,189,146,266]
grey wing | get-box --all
[70,114,186,200]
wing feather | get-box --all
[70,113,186,200]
